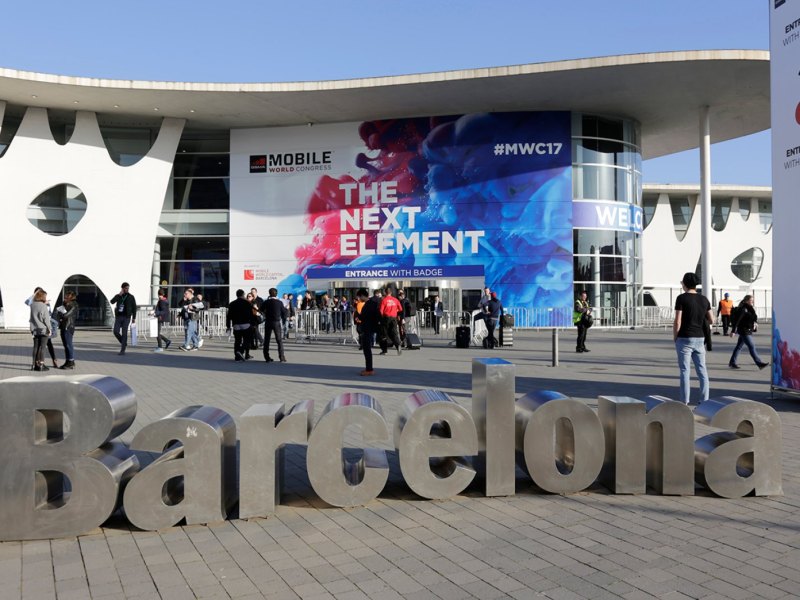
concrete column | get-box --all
[151,241,161,305]
[699,106,712,302]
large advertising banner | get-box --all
[230,112,573,318]
[770,0,800,391]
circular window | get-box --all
[27,184,87,236]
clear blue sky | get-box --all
[0,0,771,185]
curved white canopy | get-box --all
[0,50,769,159]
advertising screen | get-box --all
[230,112,573,318]
[770,1,800,391]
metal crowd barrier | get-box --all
[130,302,775,346]
[296,309,320,343]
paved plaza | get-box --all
[0,326,798,600]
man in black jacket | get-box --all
[355,288,380,376]
[261,288,288,363]
[109,282,136,355]
[227,289,254,361]
[153,288,172,352]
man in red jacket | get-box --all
[379,285,403,356]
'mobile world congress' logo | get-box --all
[250,150,333,174]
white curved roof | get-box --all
[0,50,769,159]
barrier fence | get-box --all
[130,304,773,345]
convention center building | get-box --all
[0,50,770,329]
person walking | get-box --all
[573,290,592,353]
[486,292,503,349]
[728,294,770,370]
[109,282,137,355]
[227,289,254,361]
[432,295,443,335]
[355,288,380,376]
[261,288,288,363]
[195,293,208,348]
[178,288,200,351]
[153,288,172,352]
[379,285,403,355]
[673,272,714,404]
[56,290,78,369]
[29,289,51,371]
[717,292,734,336]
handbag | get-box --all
[580,312,594,328]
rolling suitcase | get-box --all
[405,333,422,350]
[456,326,470,348]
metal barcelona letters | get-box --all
[0,358,784,541]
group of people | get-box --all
[226,288,287,363]
[27,287,77,371]
[352,285,427,376]
[31,276,769,404]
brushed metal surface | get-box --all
[395,389,477,499]
[472,358,515,497]
[515,390,604,494]
[0,375,139,541]
[693,397,782,497]
[123,405,236,530]
[239,400,313,518]
[306,393,389,507]
[598,395,694,495]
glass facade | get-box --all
[572,114,642,315]
[156,129,231,308]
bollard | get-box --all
[551,328,559,367]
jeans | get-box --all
[184,319,199,348]
[675,337,709,404]
[60,329,74,361]
[114,315,131,351]
[730,333,764,366]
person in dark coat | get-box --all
[486,292,502,349]
[729,294,769,370]
[153,288,172,353]
[109,282,136,356]
[260,288,288,363]
[57,290,79,368]
[227,289,254,361]
[354,288,380,376]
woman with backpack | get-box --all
[729,295,769,370]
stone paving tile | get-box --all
[1,328,799,599]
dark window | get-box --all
[159,261,229,286]
[171,178,230,209]
[157,237,229,261]
[173,154,230,178]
